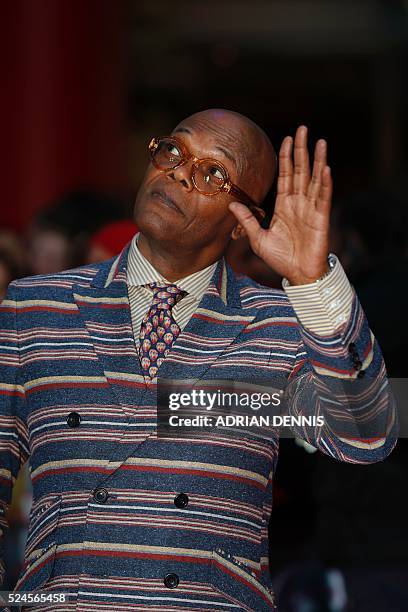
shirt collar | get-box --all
[126,233,218,302]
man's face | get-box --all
[133,112,254,258]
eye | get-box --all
[157,140,182,159]
[208,166,224,180]
[167,144,181,157]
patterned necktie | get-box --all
[139,282,186,380]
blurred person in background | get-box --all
[86,219,138,264]
[0,232,25,301]
[26,224,73,277]
[0,250,20,302]
[26,190,130,275]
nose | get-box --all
[166,159,194,192]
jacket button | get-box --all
[93,488,109,504]
[357,370,366,379]
[174,493,189,509]
[164,573,179,588]
[67,412,81,427]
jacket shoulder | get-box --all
[9,259,115,293]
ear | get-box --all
[231,224,247,240]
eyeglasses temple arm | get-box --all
[229,186,265,220]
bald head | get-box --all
[173,109,277,205]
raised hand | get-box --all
[229,126,332,285]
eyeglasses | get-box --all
[148,136,264,218]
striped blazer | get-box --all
[0,244,397,611]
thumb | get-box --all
[229,202,261,244]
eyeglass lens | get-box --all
[152,138,228,194]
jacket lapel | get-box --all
[72,246,150,422]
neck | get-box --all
[137,234,220,281]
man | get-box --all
[0,109,396,610]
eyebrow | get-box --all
[173,126,237,167]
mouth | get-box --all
[150,188,183,215]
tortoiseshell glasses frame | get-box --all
[148,136,265,220]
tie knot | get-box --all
[149,282,186,310]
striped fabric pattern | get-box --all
[282,254,353,335]
[0,243,397,610]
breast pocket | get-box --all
[15,494,62,593]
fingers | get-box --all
[229,202,262,248]
[293,126,310,195]
[277,136,293,196]
[278,128,330,210]
[307,139,327,202]
[316,166,333,213]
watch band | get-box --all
[315,253,336,283]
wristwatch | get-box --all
[316,253,336,282]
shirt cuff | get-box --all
[282,254,353,335]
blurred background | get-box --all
[1,1,407,610]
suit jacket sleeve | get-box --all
[284,288,398,464]
[0,282,30,585]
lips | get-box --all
[150,187,183,215]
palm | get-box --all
[230,126,332,285]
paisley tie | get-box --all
[139,282,186,380]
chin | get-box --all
[134,206,178,245]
